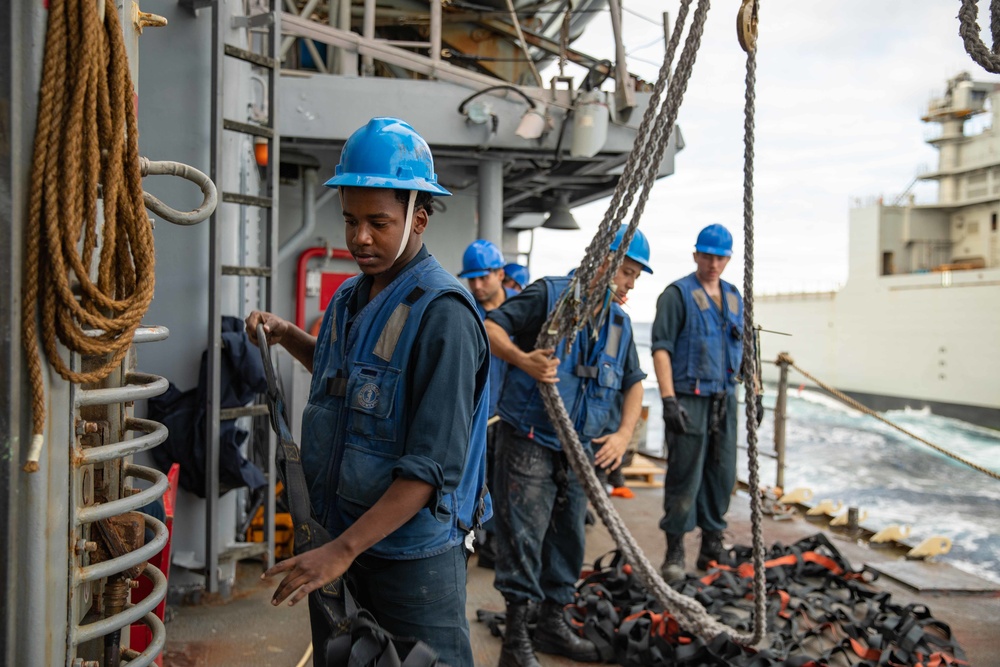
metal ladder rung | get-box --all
[223,119,274,138]
[220,404,270,420]
[222,192,272,208]
[221,265,271,277]
[224,43,278,69]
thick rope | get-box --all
[21,0,155,472]
[533,0,768,647]
[959,0,1000,73]
[739,0,767,646]
[779,354,1000,482]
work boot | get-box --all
[532,600,601,662]
[498,600,541,667]
[697,530,725,571]
[660,532,686,583]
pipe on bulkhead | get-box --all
[478,158,504,247]
[278,167,320,266]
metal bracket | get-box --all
[232,12,275,29]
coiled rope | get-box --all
[21,0,155,472]
[778,354,1000,482]
[536,0,766,647]
[959,0,1000,74]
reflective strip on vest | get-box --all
[373,303,410,361]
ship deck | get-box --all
[162,483,1000,666]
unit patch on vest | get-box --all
[692,289,711,311]
[726,292,739,315]
[358,382,380,409]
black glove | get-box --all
[662,396,689,435]
[754,394,764,428]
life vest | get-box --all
[670,273,743,396]
[497,276,633,451]
[302,255,491,559]
[475,287,519,416]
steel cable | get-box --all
[21,0,155,471]
[779,354,1000,482]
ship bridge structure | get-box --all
[756,73,1000,429]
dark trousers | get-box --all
[308,545,472,667]
[659,392,737,535]
[481,421,499,536]
[492,421,589,606]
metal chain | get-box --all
[739,0,767,645]
[779,354,1000,482]
[959,0,1000,73]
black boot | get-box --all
[697,530,724,570]
[532,600,600,662]
[660,532,686,582]
[498,601,541,667]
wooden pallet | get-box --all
[621,453,665,488]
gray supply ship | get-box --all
[756,73,1000,430]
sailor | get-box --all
[458,239,518,569]
[652,223,759,582]
[246,117,489,667]
[502,263,530,293]
[485,225,650,667]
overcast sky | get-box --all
[526,1,999,323]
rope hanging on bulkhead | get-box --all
[532,0,766,647]
[21,0,155,472]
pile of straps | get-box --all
[256,325,443,667]
[531,534,967,667]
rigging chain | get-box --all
[21,0,155,471]
[536,0,767,647]
[959,0,1000,74]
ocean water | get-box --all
[632,327,1000,584]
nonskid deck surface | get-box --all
[163,486,1000,666]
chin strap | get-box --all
[394,190,417,262]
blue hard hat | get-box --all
[503,263,530,289]
[459,240,505,278]
[609,225,653,274]
[324,117,452,196]
[695,224,733,257]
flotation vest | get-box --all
[671,273,743,396]
[476,287,519,417]
[302,255,491,559]
[497,276,633,450]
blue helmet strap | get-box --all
[394,190,417,262]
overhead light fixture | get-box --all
[463,98,495,126]
[505,213,546,230]
[515,101,548,140]
[570,89,610,158]
[542,193,579,230]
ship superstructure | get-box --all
[756,73,1000,428]
[1,0,683,662]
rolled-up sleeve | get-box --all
[651,285,685,355]
[392,293,488,520]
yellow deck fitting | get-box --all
[777,487,813,504]
[830,509,868,526]
[871,525,912,543]
[806,499,843,516]
[907,536,952,559]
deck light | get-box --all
[542,193,579,230]
[515,101,548,140]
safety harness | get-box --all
[256,324,441,667]
[478,533,968,667]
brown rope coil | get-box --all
[21,0,155,472]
